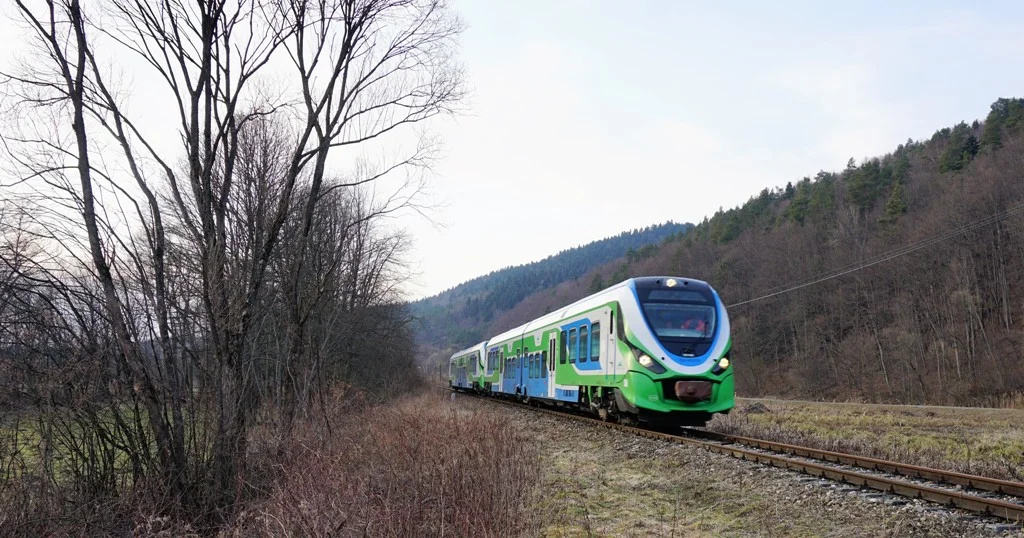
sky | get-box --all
[2,2,1024,299]
[406,0,1024,298]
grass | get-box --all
[524,409,960,537]
[231,392,541,537]
[712,398,1024,481]
[0,403,174,487]
[0,391,542,536]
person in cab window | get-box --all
[681,314,706,333]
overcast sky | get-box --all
[407,0,1024,298]
[3,1,1024,300]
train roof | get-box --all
[449,341,487,360]
[485,276,711,346]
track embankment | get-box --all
[461,394,1023,536]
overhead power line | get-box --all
[727,200,1024,308]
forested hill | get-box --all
[412,222,690,352]
[440,97,1024,406]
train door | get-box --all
[516,345,524,396]
[500,351,508,394]
[548,332,557,398]
[609,309,617,379]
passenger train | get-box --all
[448,276,733,427]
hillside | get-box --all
[440,98,1024,406]
[411,222,690,354]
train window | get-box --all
[541,351,548,378]
[533,354,538,378]
[647,289,709,303]
[528,354,534,378]
[560,331,567,364]
[549,339,555,370]
[610,311,614,334]
[568,329,577,363]
[579,326,589,362]
[591,323,601,361]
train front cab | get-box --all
[615,277,735,427]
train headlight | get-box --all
[712,356,730,375]
[636,353,666,374]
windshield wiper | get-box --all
[679,319,711,357]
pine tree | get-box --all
[878,182,908,229]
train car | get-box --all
[448,342,487,391]
[485,276,733,427]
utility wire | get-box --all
[727,200,1024,308]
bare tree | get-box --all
[3,0,462,520]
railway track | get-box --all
[479,395,1024,523]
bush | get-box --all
[232,393,539,537]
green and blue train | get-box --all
[448,276,733,427]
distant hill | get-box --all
[411,222,690,355]
[450,97,1024,406]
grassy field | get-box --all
[711,398,1024,482]
[2,393,542,536]
[521,406,998,537]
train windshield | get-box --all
[639,288,716,341]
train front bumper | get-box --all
[619,369,735,414]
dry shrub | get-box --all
[0,473,201,537]
[232,393,539,537]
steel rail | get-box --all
[479,396,1024,522]
[685,429,1024,498]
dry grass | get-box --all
[713,398,1024,481]
[517,407,986,538]
[230,392,540,537]
[0,391,540,537]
